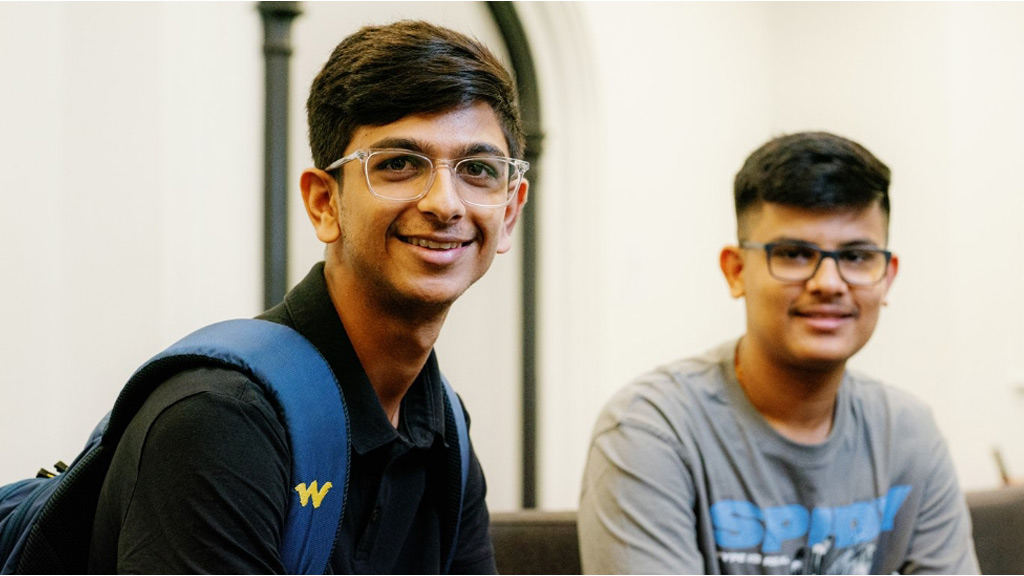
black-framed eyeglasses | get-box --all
[323,148,529,208]
[740,241,893,286]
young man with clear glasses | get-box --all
[89,21,527,574]
[579,132,978,574]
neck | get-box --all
[734,337,845,444]
[325,268,448,427]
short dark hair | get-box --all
[306,20,525,170]
[733,131,891,233]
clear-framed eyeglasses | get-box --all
[324,148,529,208]
[740,241,893,286]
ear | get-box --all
[496,179,529,254]
[720,245,746,299]
[301,168,340,244]
[881,253,899,299]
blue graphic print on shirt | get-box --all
[710,485,912,553]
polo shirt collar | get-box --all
[279,262,446,454]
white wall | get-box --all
[1,1,263,482]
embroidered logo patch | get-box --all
[294,480,333,508]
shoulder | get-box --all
[94,367,292,574]
[106,367,292,522]
[592,340,735,444]
[149,366,281,417]
[843,369,943,441]
[127,367,288,461]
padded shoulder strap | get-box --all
[137,319,348,575]
[440,374,470,574]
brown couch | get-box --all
[966,485,1024,575]
[490,509,580,574]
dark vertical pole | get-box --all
[259,1,301,309]
[487,2,544,509]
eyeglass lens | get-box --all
[364,150,520,206]
[767,243,887,285]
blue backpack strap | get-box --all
[440,374,470,574]
[147,319,348,575]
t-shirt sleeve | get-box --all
[449,410,498,575]
[579,413,704,575]
[901,414,980,574]
[114,371,291,574]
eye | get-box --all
[369,152,429,182]
[457,158,504,187]
[840,249,882,265]
[770,244,818,264]
[465,161,494,177]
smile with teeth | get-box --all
[403,237,465,250]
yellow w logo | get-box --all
[294,480,333,509]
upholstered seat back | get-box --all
[966,486,1024,575]
[490,510,580,574]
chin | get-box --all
[393,279,471,310]
[788,339,864,369]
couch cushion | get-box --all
[490,510,581,574]
[966,486,1024,575]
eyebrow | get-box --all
[366,137,509,158]
[769,236,884,249]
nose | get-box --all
[416,164,465,223]
[806,255,848,295]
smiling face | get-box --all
[304,102,527,314]
[722,202,898,372]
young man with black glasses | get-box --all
[89,21,527,574]
[579,132,977,574]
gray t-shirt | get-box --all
[579,340,978,575]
